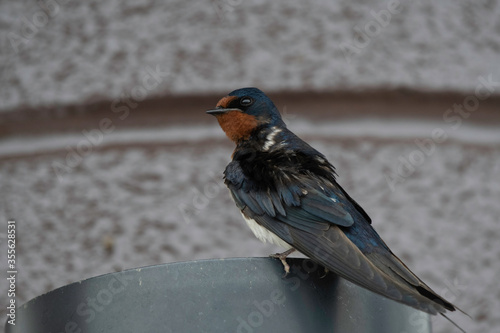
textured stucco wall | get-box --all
[1,2,499,333]
[1,0,499,110]
[1,122,499,333]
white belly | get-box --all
[241,213,292,250]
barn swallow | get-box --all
[207,87,465,328]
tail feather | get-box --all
[367,250,457,311]
[441,313,466,333]
[289,225,450,314]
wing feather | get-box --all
[224,159,454,314]
[244,207,444,315]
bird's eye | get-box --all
[240,97,254,107]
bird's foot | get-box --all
[270,248,296,277]
[320,267,329,279]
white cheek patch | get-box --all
[240,213,292,250]
[262,126,282,151]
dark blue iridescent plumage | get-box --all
[207,87,463,322]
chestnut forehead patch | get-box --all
[216,95,238,108]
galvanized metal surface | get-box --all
[6,258,431,333]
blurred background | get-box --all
[1,1,499,332]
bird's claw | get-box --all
[269,248,296,277]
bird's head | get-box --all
[206,87,285,143]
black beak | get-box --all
[206,107,242,115]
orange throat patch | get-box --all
[215,111,259,143]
